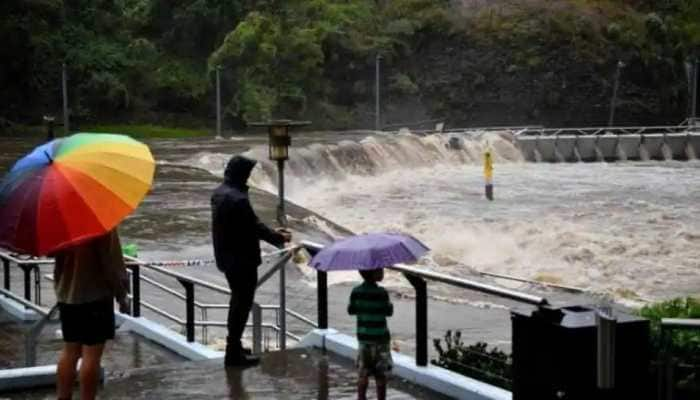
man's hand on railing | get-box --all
[118,297,130,314]
[276,228,292,243]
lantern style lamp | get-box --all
[248,119,310,226]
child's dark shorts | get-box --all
[58,297,115,345]
[357,342,393,378]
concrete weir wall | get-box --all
[515,133,700,162]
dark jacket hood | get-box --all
[224,155,257,188]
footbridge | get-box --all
[513,124,700,162]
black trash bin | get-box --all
[512,305,650,400]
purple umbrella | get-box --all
[309,233,430,271]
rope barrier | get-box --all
[139,245,302,268]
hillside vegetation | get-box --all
[2,0,699,131]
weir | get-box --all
[514,125,700,162]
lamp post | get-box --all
[248,119,311,226]
[608,60,625,127]
[692,58,698,125]
[375,54,383,131]
[62,63,70,134]
[43,115,55,142]
[216,66,222,137]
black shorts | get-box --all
[58,298,115,345]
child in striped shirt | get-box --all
[348,268,394,400]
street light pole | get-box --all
[248,119,311,227]
[216,66,222,137]
[276,159,285,226]
[62,63,69,134]
[608,61,624,127]
[692,58,698,125]
[375,54,382,131]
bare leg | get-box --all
[357,372,369,400]
[57,342,81,400]
[376,375,387,400]
[78,343,105,400]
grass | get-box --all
[81,124,211,138]
[1,123,213,139]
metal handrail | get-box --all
[258,304,319,329]
[300,239,548,367]
[0,288,49,315]
[300,240,546,306]
[390,264,548,306]
[661,318,700,329]
[0,251,55,265]
[1,247,307,349]
[517,125,694,136]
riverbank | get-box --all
[0,124,212,139]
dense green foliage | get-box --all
[2,0,700,131]
[639,297,700,398]
[432,330,512,389]
[639,297,700,359]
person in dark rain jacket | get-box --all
[211,155,291,367]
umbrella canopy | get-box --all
[0,133,155,255]
[309,232,430,271]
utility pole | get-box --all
[608,60,624,127]
[216,66,222,137]
[62,63,69,134]
[692,58,698,125]
[375,54,382,131]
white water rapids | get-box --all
[187,131,700,304]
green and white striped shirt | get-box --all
[348,281,393,344]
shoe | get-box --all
[225,354,260,368]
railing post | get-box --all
[252,303,262,354]
[657,326,666,400]
[33,266,41,306]
[279,259,287,350]
[178,279,196,342]
[21,265,32,301]
[404,273,428,367]
[317,270,328,329]
[596,309,617,397]
[131,264,141,317]
[3,259,10,290]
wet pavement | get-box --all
[10,348,451,400]
[0,309,184,371]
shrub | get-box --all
[432,330,512,389]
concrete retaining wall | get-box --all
[641,134,665,160]
[514,133,697,162]
[690,133,700,158]
[617,135,641,160]
[536,137,556,162]
[554,135,577,162]
[515,137,538,161]
[665,134,690,159]
[575,136,598,161]
[596,135,618,160]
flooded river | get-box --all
[1,130,699,348]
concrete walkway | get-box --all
[12,349,450,400]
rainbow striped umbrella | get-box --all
[0,133,155,255]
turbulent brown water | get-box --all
[2,130,699,349]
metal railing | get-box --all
[299,240,548,367]
[0,247,313,352]
[1,252,54,306]
[517,125,698,137]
